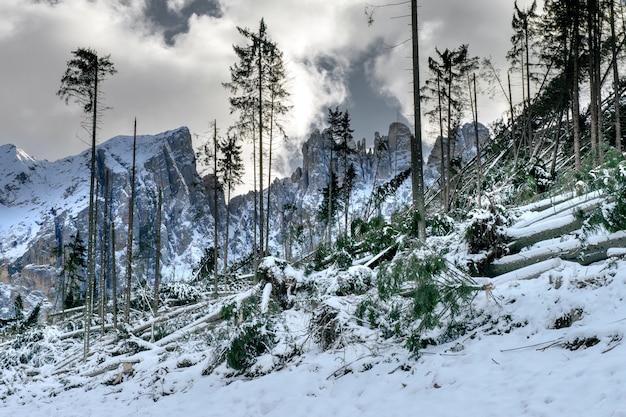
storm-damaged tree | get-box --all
[507,0,540,156]
[264,42,291,252]
[200,120,222,292]
[219,131,245,273]
[153,187,162,313]
[224,18,289,266]
[365,0,430,241]
[424,44,478,211]
[57,47,116,360]
[125,119,138,322]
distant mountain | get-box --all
[0,127,219,308]
[0,122,489,309]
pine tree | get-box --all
[410,0,427,241]
[508,0,540,153]
[219,131,245,273]
[62,232,87,309]
[425,44,478,211]
[224,18,289,263]
[57,47,116,359]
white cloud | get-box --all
[0,0,522,191]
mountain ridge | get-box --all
[0,121,488,310]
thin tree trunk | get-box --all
[124,118,137,322]
[252,118,258,275]
[328,144,333,244]
[573,15,582,172]
[471,74,482,209]
[411,0,426,240]
[438,75,446,210]
[153,188,162,314]
[223,185,231,274]
[594,0,603,163]
[445,69,452,212]
[520,51,528,153]
[550,108,565,177]
[213,121,219,294]
[588,0,599,160]
[265,99,275,253]
[525,19,533,147]
[83,59,98,361]
[611,0,622,151]
[111,222,117,329]
[99,169,109,336]
[508,72,519,168]
[258,31,265,259]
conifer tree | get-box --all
[57,47,116,359]
[219,131,244,273]
[425,44,478,211]
[224,18,289,262]
[508,0,540,152]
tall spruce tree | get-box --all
[224,18,289,264]
[425,44,478,211]
[57,47,116,359]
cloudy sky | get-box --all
[0,0,537,190]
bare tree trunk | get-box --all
[588,0,599,161]
[258,33,265,259]
[153,188,162,314]
[573,15,582,172]
[265,100,275,253]
[111,223,117,329]
[470,74,482,209]
[525,20,533,147]
[438,75,446,210]
[99,169,109,336]
[611,0,622,151]
[328,144,334,244]
[83,60,98,361]
[213,121,219,294]
[223,186,231,274]
[594,0,603,163]
[253,120,258,276]
[508,72,519,169]
[411,0,426,240]
[124,118,137,322]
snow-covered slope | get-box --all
[2,191,625,416]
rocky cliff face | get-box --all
[226,122,415,261]
[0,127,220,304]
[424,122,490,187]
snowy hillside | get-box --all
[2,185,626,416]
[0,127,217,308]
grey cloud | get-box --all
[144,0,222,45]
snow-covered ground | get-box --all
[2,252,626,417]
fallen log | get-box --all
[488,231,626,277]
